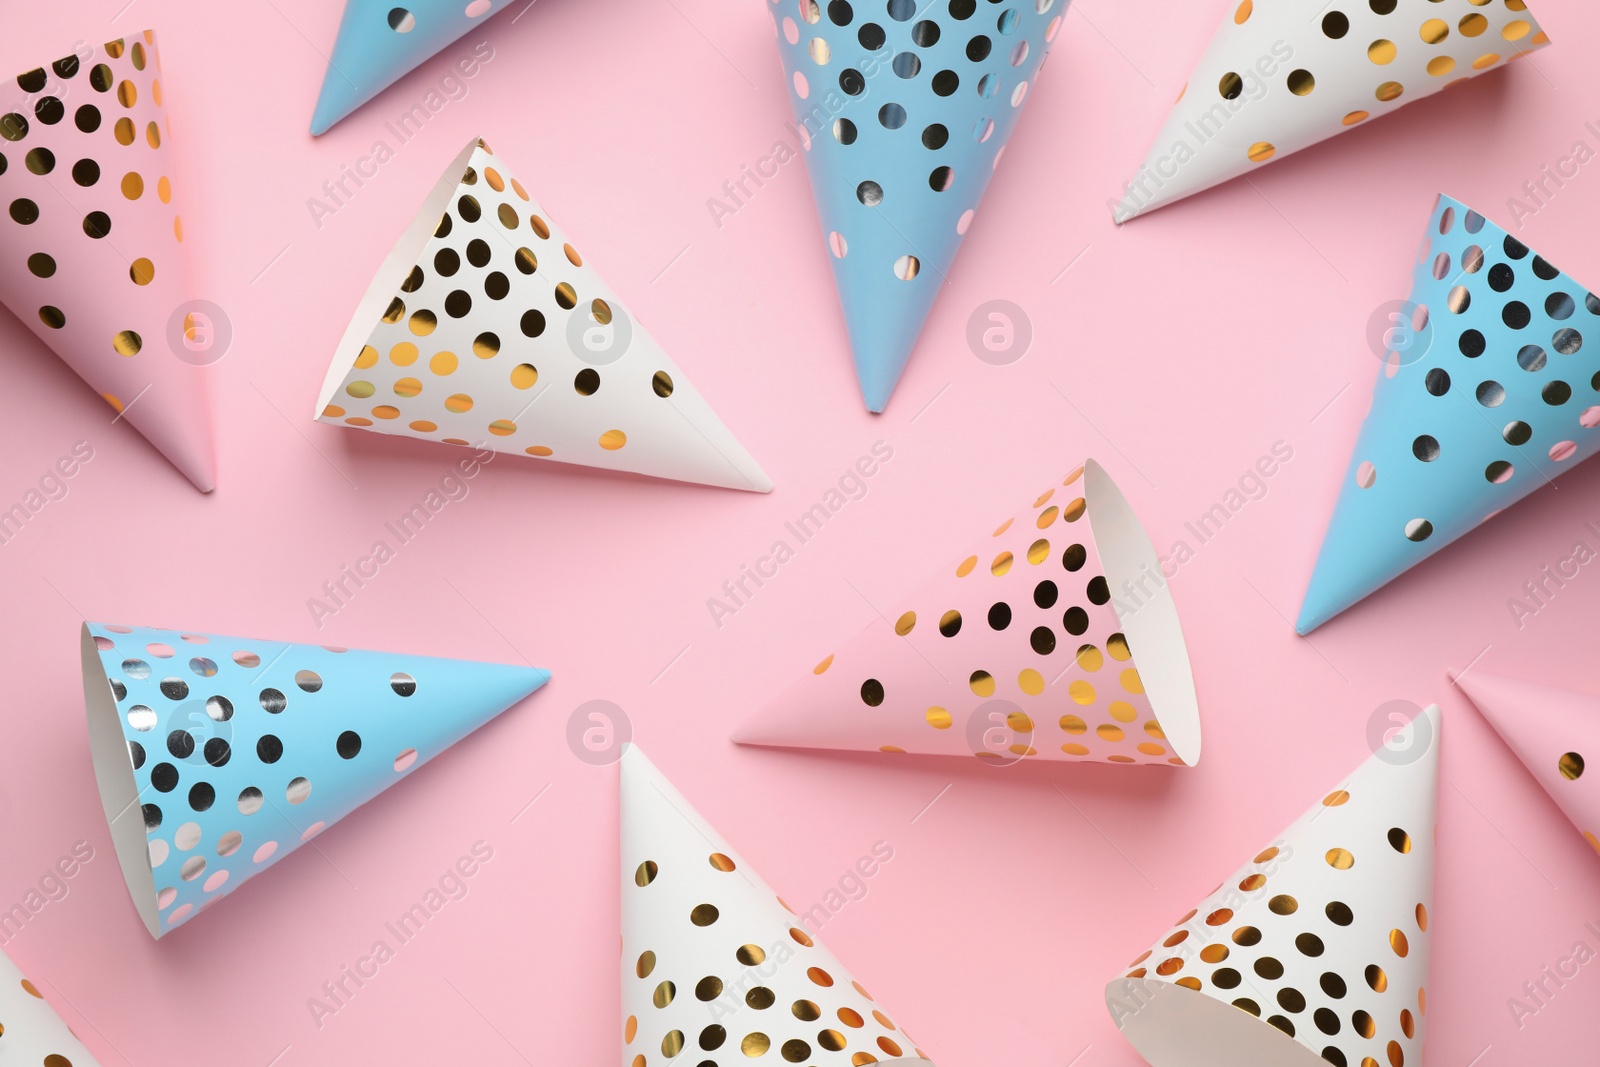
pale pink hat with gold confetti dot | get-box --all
[1106,704,1440,1067]
[0,948,102,1065]
[0,31,219,491]
[620,745,932,1066]
[1457,671,1600,859]
[316,137,772,493]
[1114,0,1551,221]
[734,460,1202,767]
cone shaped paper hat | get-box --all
[317,138,772,492]
[1457,671,1600,857]
[81,621,548,938]
[1,33,218,491]
[620,745,932,1065]
[1114,1,1550,221]
[769,0,1066,411]
[311,1,506,135]
[0,949,101,1066]
[1297,195,1600,633]
[1107,705,1441,1067]
[735,461,1202,765]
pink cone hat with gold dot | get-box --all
[621,745,932,1066]
[1,32,218,491]
[734,460,1202,766]
[1457,670,1600,859]
[1106,705,1440,1067]
[1114,0,1551,221]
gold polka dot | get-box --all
[102,393,125,413]
[409,420,437,433]
[1027,538,1050,564]
[991,551,1013,575]
[372,405,400,419]
[1108,700,1137,723]
[1326,848,1355,870]
[1106,633,1131,660]
[1323,790,1350,806]
[157,175,171,202]
[394,377,422,397]
[497,203,519,229]
[1420,18,1448,43]
[1391,929,1410,957]
[1459,12,1487,36]
[1137,742,1166,756]
[1063,497,1086,522]
[121,171,144,198]
[113,329,142,356]
[1427,55,1456,75]
[353,345,379,369]
[445,393,474,412]
[1368,39,1396,64]
[894,611,916,636]
[1077,645,1103,671]
[1375,81,1404,101]
[322,404,346,418]
[1342,110,1370,125]
[388,342,419,366]
[174,216,184,242]
[1018,669,1044,696]
[1233,0,1251,22]
[21,978,42,997]
[410,310,437,335]
[113,118,135,145]
[564,242,583,266]
[510,363,539,389]
[1119,668,1144,694]
[345,416,374,427]
[1143,719,1166,738]
[955,555,978,577]
[925,707,952,729]
[117,79,136,106]
[1097,724,1125,742]
[346,381,376,399]
[1060,715,1087,735]
[813,655,834,675]
[429,351,459,376]
[525,445,553,456]
[1288,69,1315,95]
[1248,141,1275,163]
[1239,874,1266,892]
[994,517,1015,536]
[1068,680,1095,705]
[130,257,155,285]
[1035,506,1058,528]
[489,419,516,436]
[599,430,627,450]
[969,670,995,697]
[1061,742,1089,755]
[1471,53,1501,69]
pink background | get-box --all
[2,0,1597,1063]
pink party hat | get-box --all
[1,32,218,490]
[735,460,1201,766]
[1457,670,1600,857]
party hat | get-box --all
[768,0,1066,411]
[620,745,932,1065]
[1298,194,1600,632]
[311,0,505,135]
[316,138,772,492]
[1457,671,1600,857]
[735,460,1201,765]
[0,949,101,1065]
[81,621,548,938]
[1107,705,1441,1067]
[1,32,218,490]
[1114,0,1550,221]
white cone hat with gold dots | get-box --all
[0,950,101,1065]
[734,461,1202,766]
[1113,0,1550,221]
[0,32,218,490]
[317,138,772,492]
[1106,704,1440,1067]
[620,745,932,1066]
[1457,671,1600,858]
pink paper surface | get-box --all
[0,1,1597,1064]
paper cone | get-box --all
[1107,705,1441,1067]
[734,460,1201,765]
[1,32,218,491]
[0,949,101,1065]
[1297,194,1600,632]
[768,0,1065,411]
[81,621,548,938]
[1114,1,1550,221]
[1457,671,1600,857]
[620,745,932,1066]
[316,138,772,492]
[311,0,506,135]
